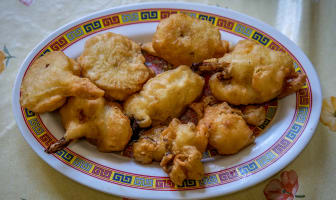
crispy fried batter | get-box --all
[153,13,222,66]
[199,102,254,155]
[279,70,306,98]
[213,40,230,58]
[160,119,208,185]
[242,105,266,126]
[160,146,204,185]
[124,65,204,128]
[45,137,70,153]
[209,40,304,105]
[78,32,152,100]
[189,96,218,119]
[134,118,208,185]
[20,51,104,113]
[196,57,230,73]
[49,97,132,152]
[133,126,167,164]
[162,118,208,153]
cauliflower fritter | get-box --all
[279,70,307,98]
[161,118,208,153]
[20,51,104,113]
[160,146,204,186]
[124,65,204,128]
[199,102,254,155]
[78,32,152,100]
[133,118,208,185]
[133,126,167,164]
[47,97,132,153]
[153,13,223,66]
[242,105,266,126]
[160,119,208,185]
[213,40,230,58]
[209,40,305,105]
[188,95,218,120]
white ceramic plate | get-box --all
[12,2,321,199]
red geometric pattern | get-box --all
[50,36,68,51]
[216,18,234,30]
[102,16,120,27]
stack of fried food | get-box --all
[20,13,306,185]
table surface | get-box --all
[1,0,335,199]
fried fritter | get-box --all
[47,97,132,153]
[213,40,230,58]
[160,145,204,185]
[133,126,167,164]
[124,65,204,128]
[78,32,152,101]
[242,105,266,126]
[199,102,254,155]
[162,118,208,153]
[279,70,307,98]
[180,96,214,125]
[20,51,104,113]
[160,119,208,185]
[194,57,230,73]
[188,95,218,120]
[209,40,306,105]
[153,13,223,66]
[133,118,208,185]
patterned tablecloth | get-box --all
[1,0,335,199]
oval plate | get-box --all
[12,2,321,199]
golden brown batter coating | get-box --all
[124,65,204,128]
[153,13,222,66]
[209,40,305,105]
[58,97,132,152]
[133,118,208,185]
[78,32,152,100]
[213,40,230,58]
[199,102,254,155]
[133,126,167,164]
[188,95,218,120]
[279,70,307,98]
[20,51,104,113]
[160,119,208,185]
[242,105,266,126]
[161,118,208,153]
[160,146,204,185]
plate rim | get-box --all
[12,2,322,199]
